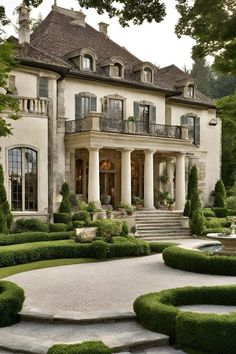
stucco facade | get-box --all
[0,5,221,219]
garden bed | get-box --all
[134,285,236,354]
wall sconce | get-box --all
[209,118,218,126]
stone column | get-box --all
[88,147,100,206]
[144,150,155,209]
[175,153,186,210]
[166,158,174,198]
[121,148,132,205]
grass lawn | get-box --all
[0,258,97,279]
[0,239,75,251]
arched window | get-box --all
[113,63,123,77]
[143,68,153,83]
[187,85,195,98]
[83,54,93,71]
[8,147,37,211]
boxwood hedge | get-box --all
[0,231,75,246]
[134,285,236,354]
[162,246,236,275]
[47,341,111,354]
[0,280,24,326]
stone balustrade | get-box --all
[17,96,49,115]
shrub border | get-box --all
[133,285,236,354]
[47,341,111,354]
[0,280,24,326]
[162,245,236,275]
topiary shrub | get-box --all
[183,199,191,217]
[47,341,112,354]
[53,213,71,224]
[0,280,25,326]
[149,242,178,253]
[72,220,86,229]
[214,180,226,207]
[212,207,228,218]
[49,223,68,232]
[94,219,124,242]
[190,209,205,235]
[59,183,71,214]
[72,211,91,226]
[202,208,215,217]
[92,240,109,259]
[187,165,198,200]
[15,218,49,233]
[0,164,12,233]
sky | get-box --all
[2,0,195,70]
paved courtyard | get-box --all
[7,239,236,314]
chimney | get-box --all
[99,22,109,35]
[18,4,30,44]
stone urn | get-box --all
[101,194,111,205]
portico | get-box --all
[65,128,194,211]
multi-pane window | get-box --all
[139,104,150,120]
[109,99,123,120]
[113,63,122,77]
[181,114,200,145]
[75,93,97,119]
[143,68,152,83]
[187,85,195,98]
[38,77,48,97]
[83,55,93,70]
[8,148,37,211]
[186,116,195,143]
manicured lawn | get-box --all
[0,258,97,279]
[0,239,74,251]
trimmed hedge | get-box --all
[149,242,178,253]
[0,238,150,267]
[0,280,24,326]
[53,213,71,224]
[47,341,111,354]
[0,231,74,246]
[49,223,68,232]
[134,285,236,354]
[162,246,236,275]
[212,207,228,218]
[14,218,49,233]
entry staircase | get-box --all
[135,210,190,240]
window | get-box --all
[143,68,152,83]
[8,148,37,211]
[113,63,122,78]
[83,54,93,71]
[181,114,200,145]
[187,85,195,98]
[109,99,123,120]
[38,77,48,97]
[75,93,97,119]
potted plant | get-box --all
[126,205,134,216]
[132,196,144,210]
[106,208,112,219]
[101,193,111,205]
[118,202,130,215]
[158,191,169,209]
[166,197,175,210]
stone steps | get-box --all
[135,210,190,240]
[0,311,170,354]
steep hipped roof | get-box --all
[15,5,215,107]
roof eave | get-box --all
[167,97,216,109]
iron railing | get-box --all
[65,118,182,139]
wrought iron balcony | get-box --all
[65,116,185,140]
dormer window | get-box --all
[83,54,93,71]
[143,68,153,83]
[187,85,195,98]
[113,63,122,78]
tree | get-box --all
[59,182,71,214]
[214,180,226,207]
[217,93,236,187]
[176,0,236,76]
[0,42,20,137]
[190,59,215,98]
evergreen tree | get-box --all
[214,180,226,208]
[59,182,71,214]
[190,209,205,235]
[187,165,198,200]
[191,59,215,98]
[0,164,12,233]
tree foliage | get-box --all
[0,164,13,233]
[0,42,20,137]
[214,180,226,207]
[176,0,236,75]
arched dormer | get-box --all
[66,47,97,72]
[175,78,197,99]
[133,62,155,84]
[101,57,125,79]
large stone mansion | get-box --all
[0,4,221,220]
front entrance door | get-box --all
[100,159,116,206]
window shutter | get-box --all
[149,105,156,124]
[133,101,140,118]
[90,96,97,112]
[75,95,82,119]
[38,77,48,97]
[181,115,188,126]
[195,116,200,145]
[102,97,108,117]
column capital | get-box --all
[144,149,156,154]
[121,147,134,152]
[87,146,102,152]
[176,152,186,158]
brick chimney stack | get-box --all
[18,3,30,44]
[99,22,109,35]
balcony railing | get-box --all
[65,115,186,140]
[16,96,49,115]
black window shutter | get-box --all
[133,101,140,118]
[149,105,156,124]
[195,116,200,145]
[90,96,97,112]
[102,97,108,117]
[39,78,48,97]
[75,95,82,119]
[181,115,188,125]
